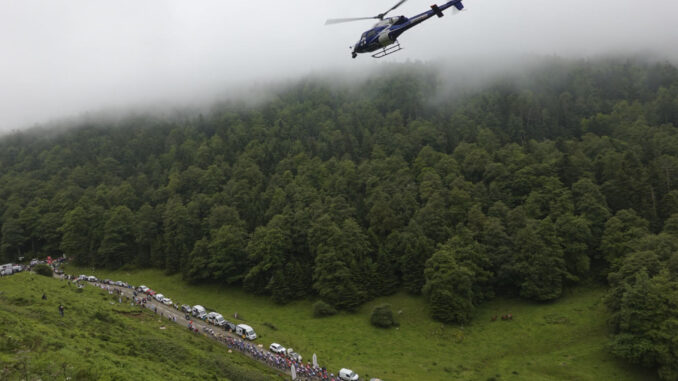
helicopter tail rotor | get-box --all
[431,4,444,18]
[430,1,464,18]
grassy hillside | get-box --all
[65,266,658,381]
[0,272,278,381]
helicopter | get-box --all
[326,0,465,59]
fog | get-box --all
[1,0,677,132]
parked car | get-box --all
[269,343,286,355]
[181,304,192,313]
[137,285,149,293]
[339,368,359,381]
[87,276,98,282]
[162,297,172,305]
[222,320,236,332]
[286,348,302,362]
[154,293,165,302]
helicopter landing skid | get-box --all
[372,40,402,58]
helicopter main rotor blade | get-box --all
[325,0,407,25]
[325,16,377,25]
[378,0,407,19]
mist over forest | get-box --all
[2,0,678,131]
[1,57,678,379]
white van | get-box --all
[235,324,257,340]
[192,305,207,319]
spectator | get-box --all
[58,304,64,317]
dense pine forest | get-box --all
[1,58,677,379]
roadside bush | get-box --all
[93,310,114,323]
[370,304,397,328]
[313,301,337,318]
[263,322,277,331]
[33,264,53,277]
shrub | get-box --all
[263,322,277,331]
[33,264,53,277]
[313,300,337,318]
[93,310,114,323]
[370,304,397,328]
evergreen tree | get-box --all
[163,197,192,274]
[99,206,136,269]
[422,246,475,324]
[512,219,566,301]
[59,206,92,265]
[185,237,211,283]
[208,225,248,284]
[243,217,291,295]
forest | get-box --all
[1,58,677,379]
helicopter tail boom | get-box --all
[431,1,464,18]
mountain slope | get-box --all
[0,272,277,381]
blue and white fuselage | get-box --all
[352,0,464,58]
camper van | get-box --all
[235,324,257,340]
[192,305,207,319]
[206,312,226,327]
[1,264,13,275]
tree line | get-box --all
[0,58,677,379]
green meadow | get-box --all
[65,265,657,381]
[0,272,277,381]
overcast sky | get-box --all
[1,0,677,132]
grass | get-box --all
[64,265,658,381]
[0,272,278,381]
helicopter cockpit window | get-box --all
[395,16,408,25]
[363,29,377,40]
